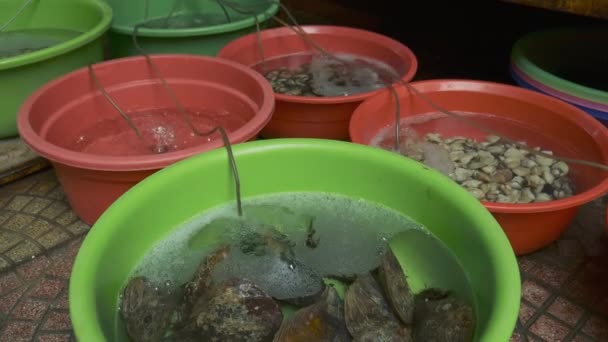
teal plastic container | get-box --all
[105,0,279,57]
[69,138,521,341]
[0,0,112,138]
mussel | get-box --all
[344,274,412,342]
[413,289,476,342]
[120,276,177,342]
[376,248,415,325]
[273,286,351,341]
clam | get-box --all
[273,286,351,341]
[344,274,412,341]
[413,289,475,342]
[376,249,415,325]
[119,276,176,342]
[189,278,283,342]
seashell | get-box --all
[554,189,567,199]
[535,193,553,202]
[377,248,415,325]
[519,188,535,203]
[499,183,513,195]
[453,168,474,182]
[509,180,522,189]
[534,154,555,167]
[193,279,283,342]
[486,135,501,144]
[528,175,545,187]
[511,176,525,185]
[504,147,524,160]
[445,136,467,144]
[530,166,544,176]
[459,153,476,165]
[512,167,531,177]
[467,188,485,200]
[273,287,350,342]
[449,150,466,161]
[486,192,499,201]
[475,171,492,182]
[552,161,569,176]
[468,161,485,170]
[462,179,483,188]
[345,274,411,341]
[491,169,513,183]
[497,194,514,203]
[426,133,442,143]
[487,145,506,155]
[413,289,476,342]
[449,143,465,152]
[503,156,521,169]
[521,158,537,168]
[543,169,555,184]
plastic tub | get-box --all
[17,54,274,225]
[350,79,608,255]
[69,138,520,341]
[105,0,279,58]
[218,25,418,140]
[0,0,112,138]
[510,64,608,126]
[511,27,608,105]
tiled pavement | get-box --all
[0,168,607,341]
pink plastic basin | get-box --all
[17,54,274,225]
[218,25,417,140]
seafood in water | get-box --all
[119,276,177,342]
[413,289,476,342]
[344,273,413,342]
[376,248,415,325]
[273,286,351,341]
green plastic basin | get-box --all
[105,0,279,57]
[0,0,112,138]
[511,27,608,105]
[69,138,520,342]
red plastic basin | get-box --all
[350,79,608,255]
[17,54,274,225]
[217,25,417,140]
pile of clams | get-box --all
[120,226,475,342]
[401,133,574,204]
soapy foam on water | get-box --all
[309,53,400,97]
[131,192,426,294]
[0,28,81,59]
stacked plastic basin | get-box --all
[510,27,608,126]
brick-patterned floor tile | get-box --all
[562,278,600,309]
[529,315,571,342]
[528,262,570,289]
[0,272,22,296]
[581,315,608,341]
[36,333,72,342]
[0,321,37,341]
[570,333,596,342]
[22,198,52,215]
[0,287,27,317]
[518,257,540,275]
[51,290,68,310]
[42,310,72,331]
[40,202,68,221]
[10,299,49,321]
[5,195,34,211]
[16,256,51,282]
[547,297,584,326]
[23,219,54,239]
[522,280,552,307]
[6,240,42,263]
[28,278,65,301]
[519,301,537,325]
